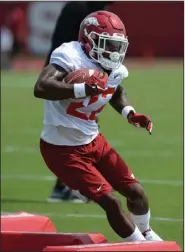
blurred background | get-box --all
[1,1,184,249]
[0,1,183,68]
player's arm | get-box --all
[34,64,102,100]
[109,85,131,114]
[109,85,153,134]
[34,63,75,100]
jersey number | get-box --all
[66,88,115,121]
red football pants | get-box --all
[40,133,138,202]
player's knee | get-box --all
[127,183,148,205]
[98,193,122,213]
[126,183,149,214]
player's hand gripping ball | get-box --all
[127,111,153,134]
[64,68,108,97]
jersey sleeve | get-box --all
[49,44,75,73]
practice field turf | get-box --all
[1,60,184,248]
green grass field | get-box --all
[1,60,184,248]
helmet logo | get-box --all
[84,17,100,27]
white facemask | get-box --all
[88,31,129,70]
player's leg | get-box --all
[96,134,163,241]
[97,193,146,241]
[40,138,145,241]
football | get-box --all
[64,68,104,84]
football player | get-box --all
[34,11,162,241]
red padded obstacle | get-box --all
[43,241,182,251]
[1,231,107,252]
[1,212,181,252]
[1,212,56,232]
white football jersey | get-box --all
[41,41,129,146]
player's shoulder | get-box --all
[50,41,96,72]
[52,41,82,59]
[50,41,82,72]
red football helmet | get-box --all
[79,11,128,70]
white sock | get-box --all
[130,209,150,233]
[124,225,146,242]
[130,209,163,241]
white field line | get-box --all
[3,145,180,158]
[1,211,183,223]
[1,174,183,187]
